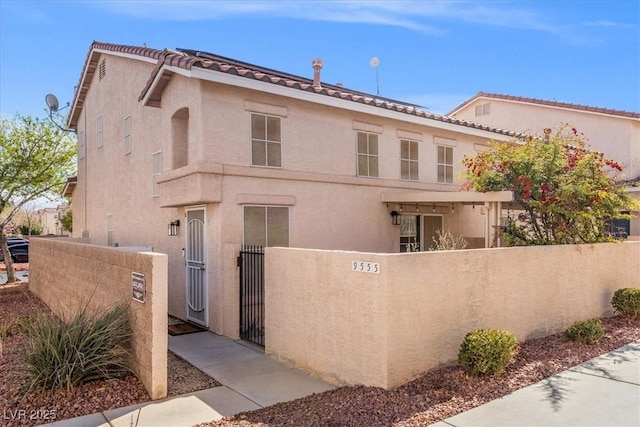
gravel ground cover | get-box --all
[1,282,639,427]
[200,317,639,427]
[0,283,219,427]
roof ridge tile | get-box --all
[79,41,531,137]
[454,91,639,119]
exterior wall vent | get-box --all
[99,59,106,81]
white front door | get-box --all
[186,208,207,326]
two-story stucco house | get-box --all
[64,42,519,339]
[449,92,640,238]
[36,205,71,236]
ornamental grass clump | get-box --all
[611,288,640,320]
[564,318,604,345]
[458,329,519,376]
[25,301,134,391]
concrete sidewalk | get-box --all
[43,336,640,427]
[432,340,640,427]
[44,331,335,426]
[0,266,29,283]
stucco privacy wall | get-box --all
[265,242,640,389]
[28,238,168,400]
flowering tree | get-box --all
[462,125,639,246]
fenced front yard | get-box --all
[265,242,640,389]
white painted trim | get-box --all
[93,48,158,65]
[381,190,514,203]
[186,67,516,141]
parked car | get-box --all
[0,242,29,263]
[7,238,28,247]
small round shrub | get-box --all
[458,329,519,376]
[564,318,604,345]
[611,288,640,319]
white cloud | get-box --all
[96,1,626,44]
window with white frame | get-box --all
[437,145,454,184]
[474,103,491,116]
[243,206,289,247]
[357,131,379,177]
[107,214,114,246]
[124,116,131,154]
[152,151,162,197]
[78,130,85,160]
[251,113,282,167]
[96,116,103,148]
[400,139,419,180]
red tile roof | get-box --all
[449,91,640,119]
[71,42,521,137]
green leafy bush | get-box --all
[611,288,640,319]
[564,318,604,345]
[458,329,519,376]
[25,301,133,390]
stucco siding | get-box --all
[266,242,640,389]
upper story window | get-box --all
[437,145,454,184]
[357,131,379,178]
[96,116,103,148]
[152,151,162,197]
[124,116,132,155]
[400,139,419,181]
[251,113,282,167]
[475,103,491,116]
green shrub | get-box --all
[564,318,604,345]
[25,301,133,390]
[458,329,519,376]
[611,288,640,319]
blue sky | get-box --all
[1,0,639,121]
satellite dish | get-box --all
[369,56,380,68]
[45,94,59,112]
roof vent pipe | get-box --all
[312,58,323,89]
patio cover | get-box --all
[381,190,515,248]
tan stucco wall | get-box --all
[452,99,639,179]
[28,238,168,400]
[70,51,506,338]
[265,242,640,389]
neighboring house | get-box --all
[449,92,640,238]
[36,205,70,236]
[64,42,518,338]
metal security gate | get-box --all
[237,245,265,347]
[186,209,207,326]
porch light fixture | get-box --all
[168,220,180,236]
[390,211,401,225]
[451,203,455,213]
[44,94,75,133]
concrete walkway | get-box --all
[433,340,640,427]
[44,331,335,426]
[43,336,640,427]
